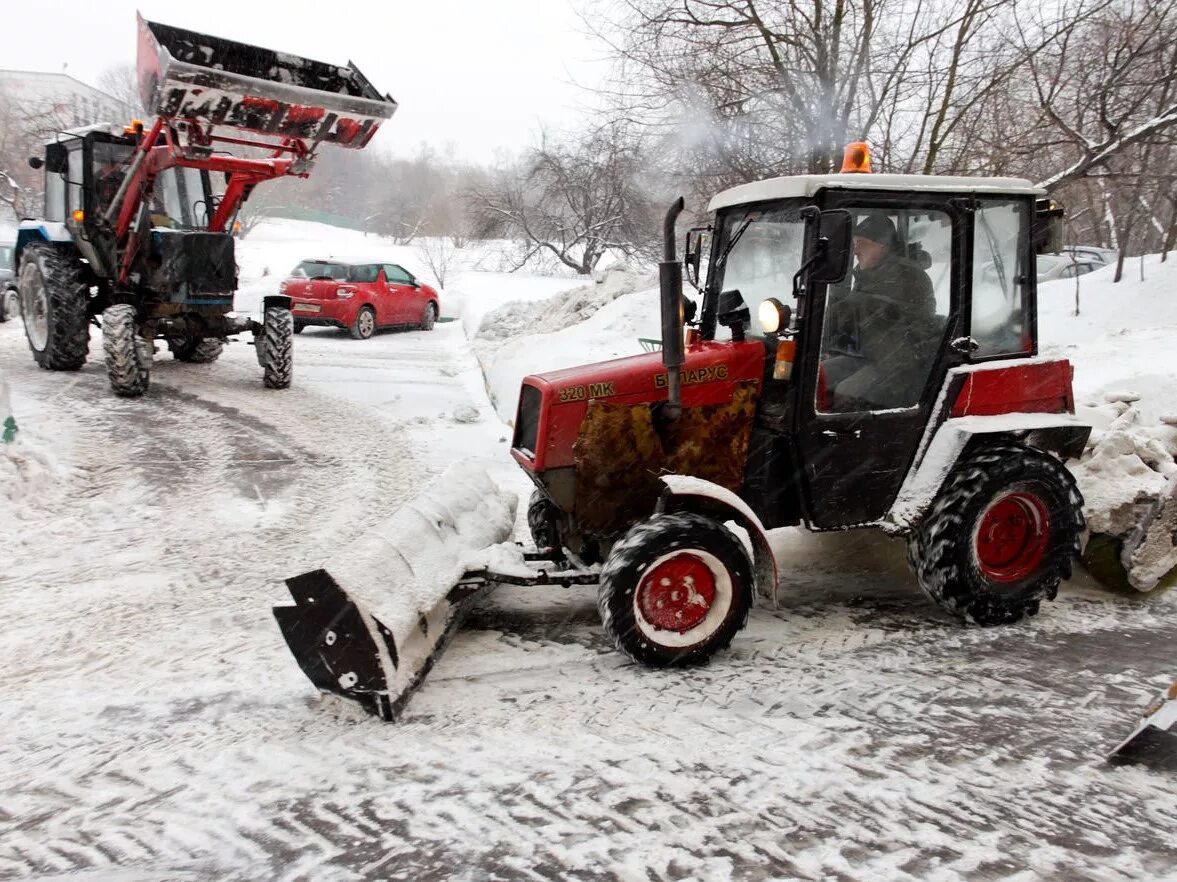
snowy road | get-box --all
[2,315,1176,882]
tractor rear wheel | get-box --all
[168,335,224,363]
[597,512,753,667]
[18,243,90,370]
[102,304,151,397]
[907,441,1084,626]
[261,306,293,389]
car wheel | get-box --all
[350,306,376,340]
[420,302,437,331]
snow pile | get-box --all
[474,265,655,340]
[0,372,68,518]
[474,269,662,421]
[1039,255,1177,590]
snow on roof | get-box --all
[708,173,1044,212]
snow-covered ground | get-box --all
[2,222,1175,881]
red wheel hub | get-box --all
[975,491,1051,583]
[636,553,716,632]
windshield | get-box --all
[0,245,13,270]
[710,201,808,338]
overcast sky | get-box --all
[5,0,609,163]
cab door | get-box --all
[793,195,966,528]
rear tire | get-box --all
[168,335,223,363]
[262,306,293,389]
[350,306,376,340]
[597,512,753,667]
[420,302,437,331]
[18,243,90,370]
[102,304,151,397]
[907,441,1084,625]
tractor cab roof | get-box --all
[708,173,1044,212]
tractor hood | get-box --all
[513,340,765,472]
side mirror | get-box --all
[28,156,44,170]
[683,227,708,287]
[813,210,852,283]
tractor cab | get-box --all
[29,126,224,290]
[684,152,1059,528]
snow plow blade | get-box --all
[1108,678,1177,769]
[273,464,516,721]
[137,13,397,147]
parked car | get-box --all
[1037,254,1104,282]
[1062,244,1117,265]
[280,259,440,339]
[0,240,17,322]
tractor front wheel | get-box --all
[597,512,753,667]
[102,304,151,397]
[907,442,1084,625]
[18,243,90,370]
[261,306,293,389]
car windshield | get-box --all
[292,261,349,280]
[710,201,808,338]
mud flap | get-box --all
[1108,679,1177,769]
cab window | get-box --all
[971,199,1031,357]
[816,207,952,413]
[384,264,414,284]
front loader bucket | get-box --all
[1108,678,1177,769]
[137,13,397,147]
[274,463,517,720]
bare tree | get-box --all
[417,236,458,288]
[467,122,656,274]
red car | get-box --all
[280,259,440,339]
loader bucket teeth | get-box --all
[274,569,399,721]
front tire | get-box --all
[907,441,1084,625]
[261,306,293,389]
[18,244,90,370]
[420,301,437,331]
[350,306,376,340]
[597,512,753,667]
[527,489,561,551]
[102,304,151,397]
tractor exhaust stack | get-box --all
[659,196,686,420]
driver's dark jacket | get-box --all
[834,252,937,361]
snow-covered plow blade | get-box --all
[137,13,397,147]
[273,464,516,720]
[1108,679,1177,769]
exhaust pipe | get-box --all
[659,197,686,420]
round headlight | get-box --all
[759,298,786,334]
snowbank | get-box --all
[1039,255,1177,589]
[473,267,661,421]
[0,371,68,520]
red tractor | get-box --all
[276,144,1091,720]
[14,15,396,396]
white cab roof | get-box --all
[708,173,1044,212]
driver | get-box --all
[823,214,937,411]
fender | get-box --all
[656,475,779,606]
[886,412,1092,533]
[15,221,74,266]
